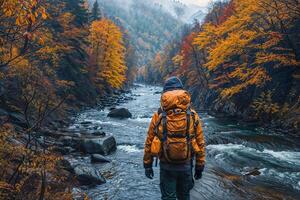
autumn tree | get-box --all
[146,53,164,84]
[89,19,127,89]
[194,0,300,98]
[0,0,89,199]
[0,0,48,69]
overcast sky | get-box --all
[181,0,212,7]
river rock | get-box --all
[57,159,74,173]
[244,168,261,176]
[107,108,132,118]
[91,154,111,163]
[74,165,106,185]
[93,131,106,137]
[59,136,80,148]
[109,107,116,111]
[81,135,116,155]
[52,146,75,155]
[80,121,92,125]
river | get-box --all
[68,84,300,200]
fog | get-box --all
[181,0,212,7]
[90,0,209,23]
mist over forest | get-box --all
[87,0,206,65]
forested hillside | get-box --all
[142,0,300,133]
[89,0,186,66]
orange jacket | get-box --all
[143,90,206,168]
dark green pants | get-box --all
[160,168,194,200]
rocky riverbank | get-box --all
[0,85,138,199]
[188,87,299,135]
[40,88,137,197]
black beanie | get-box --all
[163,76,184,92]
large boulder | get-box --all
[107,108,132,119]
[74,165,106,185]
[91,154,111,163]
[81,135,116,155]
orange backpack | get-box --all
[151,107,200,164]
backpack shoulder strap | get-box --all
[190,110,199,138]
[153,108,163,137]
[186,107,191,140]
[162,110,167,142]
[157,107,163,115]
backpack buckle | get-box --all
[173,108,182,114]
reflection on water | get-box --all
[69,84,300,200]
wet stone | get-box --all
[107,108,132,119]
[93,131,106,137]
[81,135,116,155]
[74,165,106,185]
[57,159,74,173]
[91,154,111,163]
[244,168,261,176]
[80,121,93,125]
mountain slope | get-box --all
[90,0,184,66]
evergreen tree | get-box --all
[64,0,89,26]
[91,0,101,22]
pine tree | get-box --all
[91,0,101,22]
[64,0,88,26]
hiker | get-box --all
[143,76,206,200]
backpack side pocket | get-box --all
[151,136,161,156]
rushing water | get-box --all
[69,84,300,200]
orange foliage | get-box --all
[193,0,300,98]
[89,19,127,89]
[0,0,49,68]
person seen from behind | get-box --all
[143,76,206,200]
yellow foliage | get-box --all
[0,0,50,70]
[2,0,48,26]
[193,23,218,49]
[172,54,184,67]
[255,52,300,67]
[89,19,127,89]
[205,30,257,71]
[192,0,300,99]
